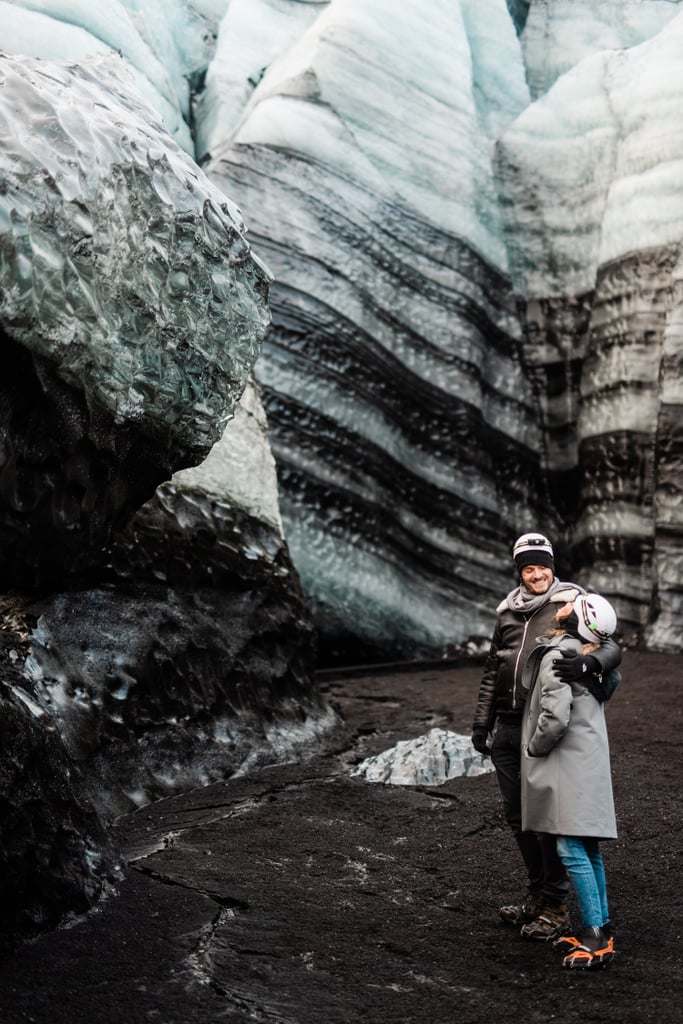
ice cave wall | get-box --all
[203,0,549,662]
[500,1,683,651]
[3,0,683,941]
[200,0,683,656]
[5,0,682,665]
[0,29,336,942]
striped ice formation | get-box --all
[498,4,683,649]
[205,0,545,659]
[204,0,683,654]
[3,0,683,660]
[4,0,683,941]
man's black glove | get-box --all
[553,651,622,703]
[552,650,600,683]
[585,668,622,704]
[471,726,491,757]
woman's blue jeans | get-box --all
[556,835,609,929]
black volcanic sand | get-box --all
[0,649,680,1024]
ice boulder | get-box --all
[0,50,271,585]
[354,729,495,787]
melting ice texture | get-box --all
[0,0,220,152]
[497,4,683,647]
[0,48,272,459]
[205,0,545,656]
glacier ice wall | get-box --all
[521,0,682,99]
[205,0,550,660]
[498,5,683,649]
[0,50,268,453]
[202,0,683,656]
[0,0,219,151]
[194,0,330,163]
[5,0,683,663]
[4,0,683,942]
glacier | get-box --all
[205,0,544,659]
[203,0,683,657]
[497,6,683,647]
[2,0,683,941]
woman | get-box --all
[520,592,619,969]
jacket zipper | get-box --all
[511,617,530,709]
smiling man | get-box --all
[519,561,553,595]
[470,532,621,942]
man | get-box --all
[471,532,622,940]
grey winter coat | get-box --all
[520,633,617,841]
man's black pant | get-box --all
[491,717,569,906]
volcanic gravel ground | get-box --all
[0,649,679,1023]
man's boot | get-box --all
[520,900,570,941]
[499,889,544,925]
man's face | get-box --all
[520,564,553,595]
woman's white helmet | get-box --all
[572,593,617,642]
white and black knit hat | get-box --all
[512,532,554,573]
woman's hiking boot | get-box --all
[499,890,544,925]
[520,900,570,941]
[555,921,615,957]
[561,926,614,969]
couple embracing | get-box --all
[472,532,621,970]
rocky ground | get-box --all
[0,649,680,1023]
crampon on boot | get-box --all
[561,926,614,969]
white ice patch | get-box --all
[500,10,683,298]
[353,728,495,787]
[172,377,284,535]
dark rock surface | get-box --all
[0,493,337,942]
[0,330,173,589]
[0,649,679,1023]
[0,690,114,944]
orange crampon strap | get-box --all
[563,937,615,968]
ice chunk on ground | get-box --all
[354,728,495,786]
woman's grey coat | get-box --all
[520,634,617,841]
